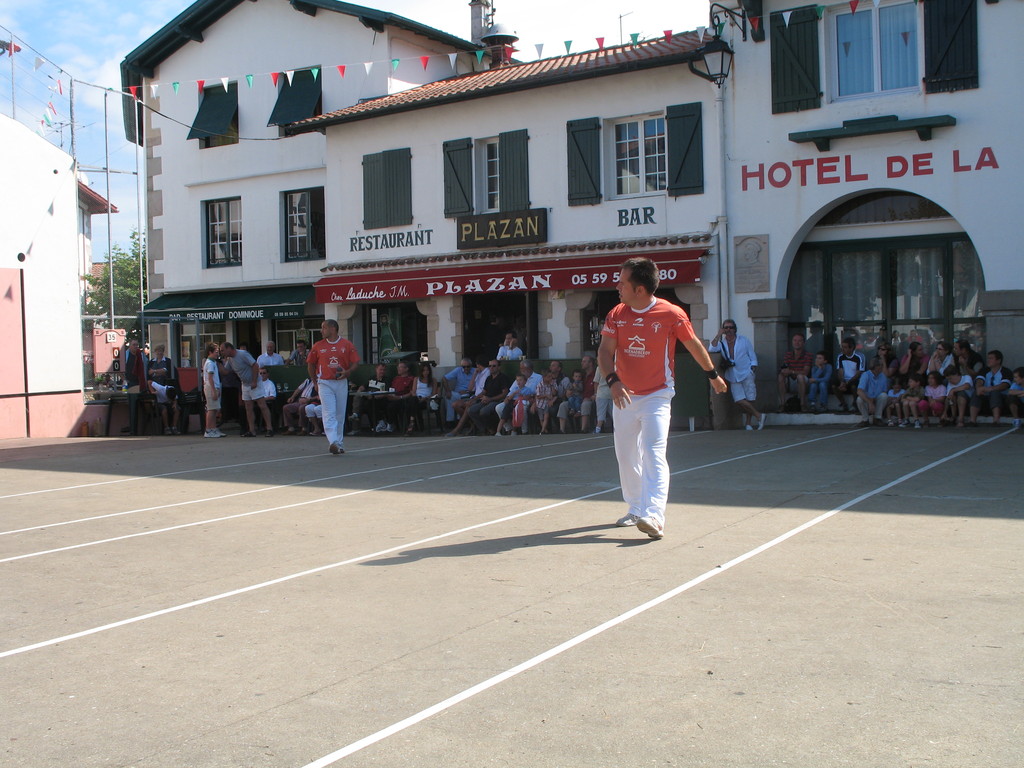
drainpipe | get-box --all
[714,82,732,328]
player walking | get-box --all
[597,257,728,539]
[307,319,360,455]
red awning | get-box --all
[315,248,705,304]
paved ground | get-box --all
[0,426,1021,768]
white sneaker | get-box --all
[203,429,224,438]
[757,413,767,431]
[636,516,665,540]
[1013,419,1021,430]
[594,426,602,433]
[914,420,922,429]
[745,425,754,431]
[616,513,638,527]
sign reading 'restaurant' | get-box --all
[456,209,547,250]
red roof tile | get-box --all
[287,33,706,133]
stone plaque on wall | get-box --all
[734,235,770,293]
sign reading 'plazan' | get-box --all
[314,249,705,304]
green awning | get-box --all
[142,285,313,323]
[267,69,321,126]
[187,82,238,141]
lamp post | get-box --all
[688,36,735,88]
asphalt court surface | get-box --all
[0,427,1020,768]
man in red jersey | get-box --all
[597,257,727,539]
[307,319,360,455]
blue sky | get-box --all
[0,0,709,257]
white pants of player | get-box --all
[317,378,349,448]
[612,388,673,526]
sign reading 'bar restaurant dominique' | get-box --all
[456,209,548,250]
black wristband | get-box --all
[605,372,621,387]
[706,368,720,380]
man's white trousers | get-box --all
[318,378,349,448]
[612,388,673,526]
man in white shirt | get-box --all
[257,341,285,368]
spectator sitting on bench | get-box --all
[944,365,973,428]
[1008,367,1024,430]
[777,333,813,412]
[969,350,1012,427]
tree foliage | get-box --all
[83,229,147,339]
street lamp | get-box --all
[688,36,735,87]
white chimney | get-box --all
[469,0,493,45]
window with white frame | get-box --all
[283,188,325,261]
[481,139,500,212]
[205,198,242,267]
[832,0,918,98]
[612,116,666,196]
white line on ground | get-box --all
[0,436,600,537]
[298,429,1012,767]
[0,431,850,657]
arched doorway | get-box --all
[784,192,985,363]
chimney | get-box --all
[469,0,492,45]
[480,22,519,68]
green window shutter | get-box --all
[267,69,322,126]
[924,0,978,94]
[187,83,238,140]
[770,7,821,114]
[666,103,703,197]
[443,138,473,217]
[498,129,530,212]
[566,118,602,206]
[363,149,412,229]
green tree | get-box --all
[83,229,147,339]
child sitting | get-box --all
[808,352,833,413]
[1008,367,1024,430]
[532,371,556,434]
[900,372,926,428]
[495,373,532,436]
[944,365,973,427]
[922,371,948,427]
[884,379,905,426]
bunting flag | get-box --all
[245,74,253,88]
[57,79,63,95]
[391,58,400,71]
[475,50,484,63]
[664,30,673,42]
[270,71,280,86]
[850,0,859,13]
[750,16,761,33]
[43,111,52,126]
[127,87,138,100]
[172,81,180,94]
[717,22,726,35]
[196,79,205,93]
[447,53,457,70]
[285,70,295,85]
[697,26,706,42]
[843,41,852,56]
[596,37,605,50]
[564,40,572,54]
[420,55,429,70]
[902,31,910,45]
[534,43,544,58]
[221,77,229,91]
[337,64,346,78]
[815,5,825,18]
[364,61,372,76]
[311,67,319,80]
[782,11,793,27]
[150,83,158,98]
[48,101,57,115]
[34,56,44,70]
[872,0,882,6]
[629,33,639,46]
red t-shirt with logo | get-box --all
[308,337,360,381]
[601,299,696,396]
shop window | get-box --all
[612,116,666,196]
[363,148,412,229]
[363,304,427,363]
[204,197,242,267]
[786,234,985,362]
[283,188,325,261]
[832,1,918,98]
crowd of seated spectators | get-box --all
[791,333,1021,430]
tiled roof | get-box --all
[319,232,713,274]
[288,32,706,133]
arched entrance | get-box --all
[784,192,985,363]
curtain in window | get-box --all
[895,247,944,320]
[787,249,824,325]
[879,3,918,90]
[836,12,873,96]
[832,251,882,321]
[952,240,984,318]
